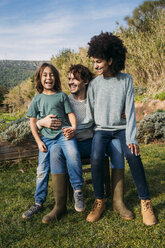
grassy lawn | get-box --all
[0,143,164,248]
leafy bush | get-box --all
[117,8,165,93]
[154,109,165,113]
[134,86,147,96]
[154,91,165,101]
[137,112,165,144]
[0,117,32,145]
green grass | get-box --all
[0,144,165,248]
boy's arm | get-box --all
[30,117,47,152]
[62,112,77,140]
[68,112,77,131]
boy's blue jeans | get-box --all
[91,130,150,200]
[35,137,125,204]
[35,134,83,205]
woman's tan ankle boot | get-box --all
[141,200,157,226]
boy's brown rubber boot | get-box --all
[141,200,157,226]
[86,199,105,222]
[42,173,67,224]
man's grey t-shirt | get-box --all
[68,94,93,141]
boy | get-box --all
[22,63,85,222]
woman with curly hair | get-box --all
[85,32,156,226]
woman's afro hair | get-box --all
[88,32,127,76]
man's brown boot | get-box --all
[86,199,105,222]
[42,173,67,224]
[111,169,134,220]
[141,200,157,226]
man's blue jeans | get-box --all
[50,138,125,174]
[35,134,83,204]
[91,130,150,200]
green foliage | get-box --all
[51,47,95,92]
[134,86,147,96]
[0,144,164,247]
[0,60,47,88]
[154,109,165,113]
[0,117,32,145]
[154,91,165,101]
[0,86,8,105]
[3,77,36,115]
[134,86,147,102]
[117,7,165,93]
[1,1,165,115]
[137,112,165,144]
[125,0,165,31]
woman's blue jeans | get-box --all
[34,134,83,204]
[91,130,150,200]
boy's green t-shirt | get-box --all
[27,91,73,139]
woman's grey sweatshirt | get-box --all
[82,72,138,145]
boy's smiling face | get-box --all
[41,66,55,93]
[93,58,112,77]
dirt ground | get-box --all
[135,99,165,121]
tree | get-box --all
[125,0,165,31]
[0,86,8,105]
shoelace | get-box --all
[29,205,40,213]
[92,201,102,212]
[142,201,153,213]
[77,193,84,202]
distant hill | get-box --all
[0,60,49,88]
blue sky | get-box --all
[0,0,144,60]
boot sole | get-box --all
[42,209,67,224]
[42,218,55,224]
[113,209,134,220]
[86,208,105,222]
[143,221,157,226]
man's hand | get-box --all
[128,143,140,156]
[39,115,61,129]
[62,127,76,140]
[37,140,47,152]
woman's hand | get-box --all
[128,143,140,156]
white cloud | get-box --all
[0,0,143,60]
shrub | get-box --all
[0,117,32,145]
[154,91,165,101]
[137,112,165,144]
[134,86,147,96]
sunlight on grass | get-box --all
[0,144,164,248]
